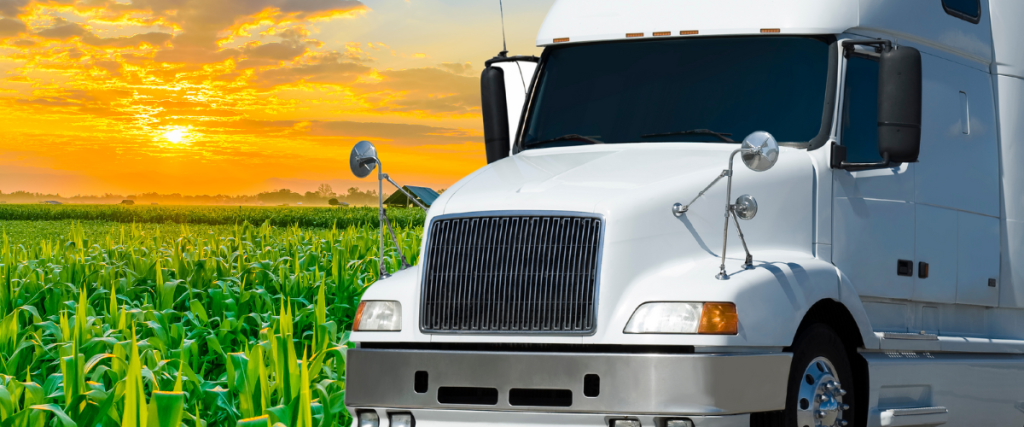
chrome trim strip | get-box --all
[419,210,606,335]
[371,410,751,427]
[882,332,939,341]
[345,348,791,415]
[888,407,948,416]
[879,406,949,427]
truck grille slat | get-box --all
[421,214,602,334]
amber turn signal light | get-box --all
[698,302,738,335]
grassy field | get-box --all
[0,204,427,229]
[0,206,424,426]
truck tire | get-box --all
[777,323,856,427]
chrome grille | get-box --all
[420,214,602,334]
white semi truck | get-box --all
[344,1,1024,426]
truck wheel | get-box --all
[785,324,855,427]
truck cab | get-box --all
[346,1,1024,426]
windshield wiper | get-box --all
[527,134,605,146]
[641,129,736,143]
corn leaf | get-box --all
[123,329,148,427]
[236,416,271,427]
[147,391,185,427]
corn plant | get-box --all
[0,218,423,426]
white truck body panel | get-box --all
[997,75,1024,308]
[991,0,1024,311]
[536,0,994,64]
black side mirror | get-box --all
[877,46,922,163]
[481,64,510,164]
[832,44,922,171]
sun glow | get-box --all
[161,127,192,145]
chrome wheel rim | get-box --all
[796,356,848,427]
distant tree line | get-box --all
[0,184,385,206]
[254,185,380,206]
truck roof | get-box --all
[537,0,1021,77]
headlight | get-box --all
[624,302,737,335]
[624,302,703,333]
[354,301,402,331]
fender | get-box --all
[589,253,860,348]
[836,267,881,349]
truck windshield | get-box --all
[522,36,831,149]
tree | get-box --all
[317,183,333,198]
[257,189,303,205]
[328,198,340,206]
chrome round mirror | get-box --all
[349,140,378,178]
[741,131,779,172]
[734,194,758,220]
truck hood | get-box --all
[430,142,814,264]
[440,144,748,215]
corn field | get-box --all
[0,205,426,230]
[0,215,423,427]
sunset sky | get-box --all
[0,0,554,196]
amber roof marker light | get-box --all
[626,32,644,38]
[553,37,570,43]
[761,28,781,33]
[653,31,672,37]
[680,30,699,35]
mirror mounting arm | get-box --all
[842,39,893,56]
[730,210,754,270]
[374,159,391,279]
[831,143,892,171]
[350,140,422,279]
[673,169,729,216]
[380,206,412,270]
[673,131,779,281]
[375,166,418,277]
[714,147,748,280]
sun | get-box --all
[163,128,185,143]
[160,127,192,145]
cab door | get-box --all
[832,49,917,303]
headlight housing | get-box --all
[354,301,402,331]
[624,302,703,334]
[624,302,737,335]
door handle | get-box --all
[897,259,914,277]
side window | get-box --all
[841,55,882,163]
[943,0,981,24]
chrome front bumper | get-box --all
[345,348,790,420]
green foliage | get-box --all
[0,217,423,426]
[0,205,425,230]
